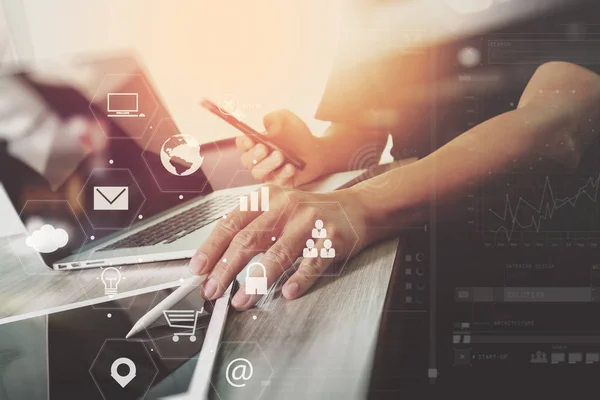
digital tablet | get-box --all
[0,288,216,400]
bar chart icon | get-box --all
[240,187,270,212]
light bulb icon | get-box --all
[101,267,122,296]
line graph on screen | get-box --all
[489,174,600,240]
[466,172,600,245]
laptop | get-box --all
[0,56,263,271]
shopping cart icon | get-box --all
[162,308,204,342]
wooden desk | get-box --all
[0,232,399,400]
[0,234,192,324]
[207,239,398,400]
[0,168,394,325]
[0,168,401,399]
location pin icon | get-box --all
[110,357,137,388]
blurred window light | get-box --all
[445,0,493,14]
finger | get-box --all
[282,238,337,300]
[236,135,255,151]
[263,110,286,137]
[251,151,285,182]
[272,163,296,186]
[230,257,283,310]
[263,109,309,146]
[240,143,269,170]
[189,209,259,277]
[204,210,279,300]
[232,220,306,308]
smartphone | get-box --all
[200,99,306,170]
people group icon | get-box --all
[311,219,327,239]
[303,239,318,258]
[320,239,335,258]
[303,220,335,259]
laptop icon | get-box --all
[107,92,145,118]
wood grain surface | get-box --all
[0,223,398,400]
[208,238,399,400]
[0,233,192,323]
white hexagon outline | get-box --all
[89,338,159,400]
[238,267,338,337]
[211,173,294,311]
[8,199,88,275]
[226,248,287,313]
[76,167,147,231]
[144,289,217,361]
[281,201,360,277]
[207,183,354,282]
[141,117,223,193]
[88,73,159,140]
[75,260,144,311]
[252,269,297,333]
[250,264,292,313]
[216,93,241,116]
[211,341,275,400]
[222,171,292,235]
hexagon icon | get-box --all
[90,339,158,400]
[89,74,159,140]
[141,118,222,193]
[75,259,144,310]
[223,170,291,235]
[144,286,216,360]
[77,168,146,230]
[8,200,87,275]
[281,202,360,277]
[211,341,274,400]
[206,250,286,314]
[216,93,240,116]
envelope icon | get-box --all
[94,186,129,210]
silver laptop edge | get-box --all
[54,185,259,271]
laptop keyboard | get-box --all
[100,193,240,251]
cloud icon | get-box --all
[25,224,69,253]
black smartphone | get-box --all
[200,99,306,170]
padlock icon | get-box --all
[245,262,268,295]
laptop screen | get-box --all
[0,57,217,268]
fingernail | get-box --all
[282,164,295,177]
[232,289,251,309]
[189,252,208,275]
[273,151,284,163]
[203,278,218,300]
[284,282,299,299]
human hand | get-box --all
[236,110,328,187]
[189,185,371,310]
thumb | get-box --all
[262,109,311,146]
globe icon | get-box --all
[160,134,204,176]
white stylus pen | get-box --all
[126,275,207,338]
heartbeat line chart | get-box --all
[487,174,600,240]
